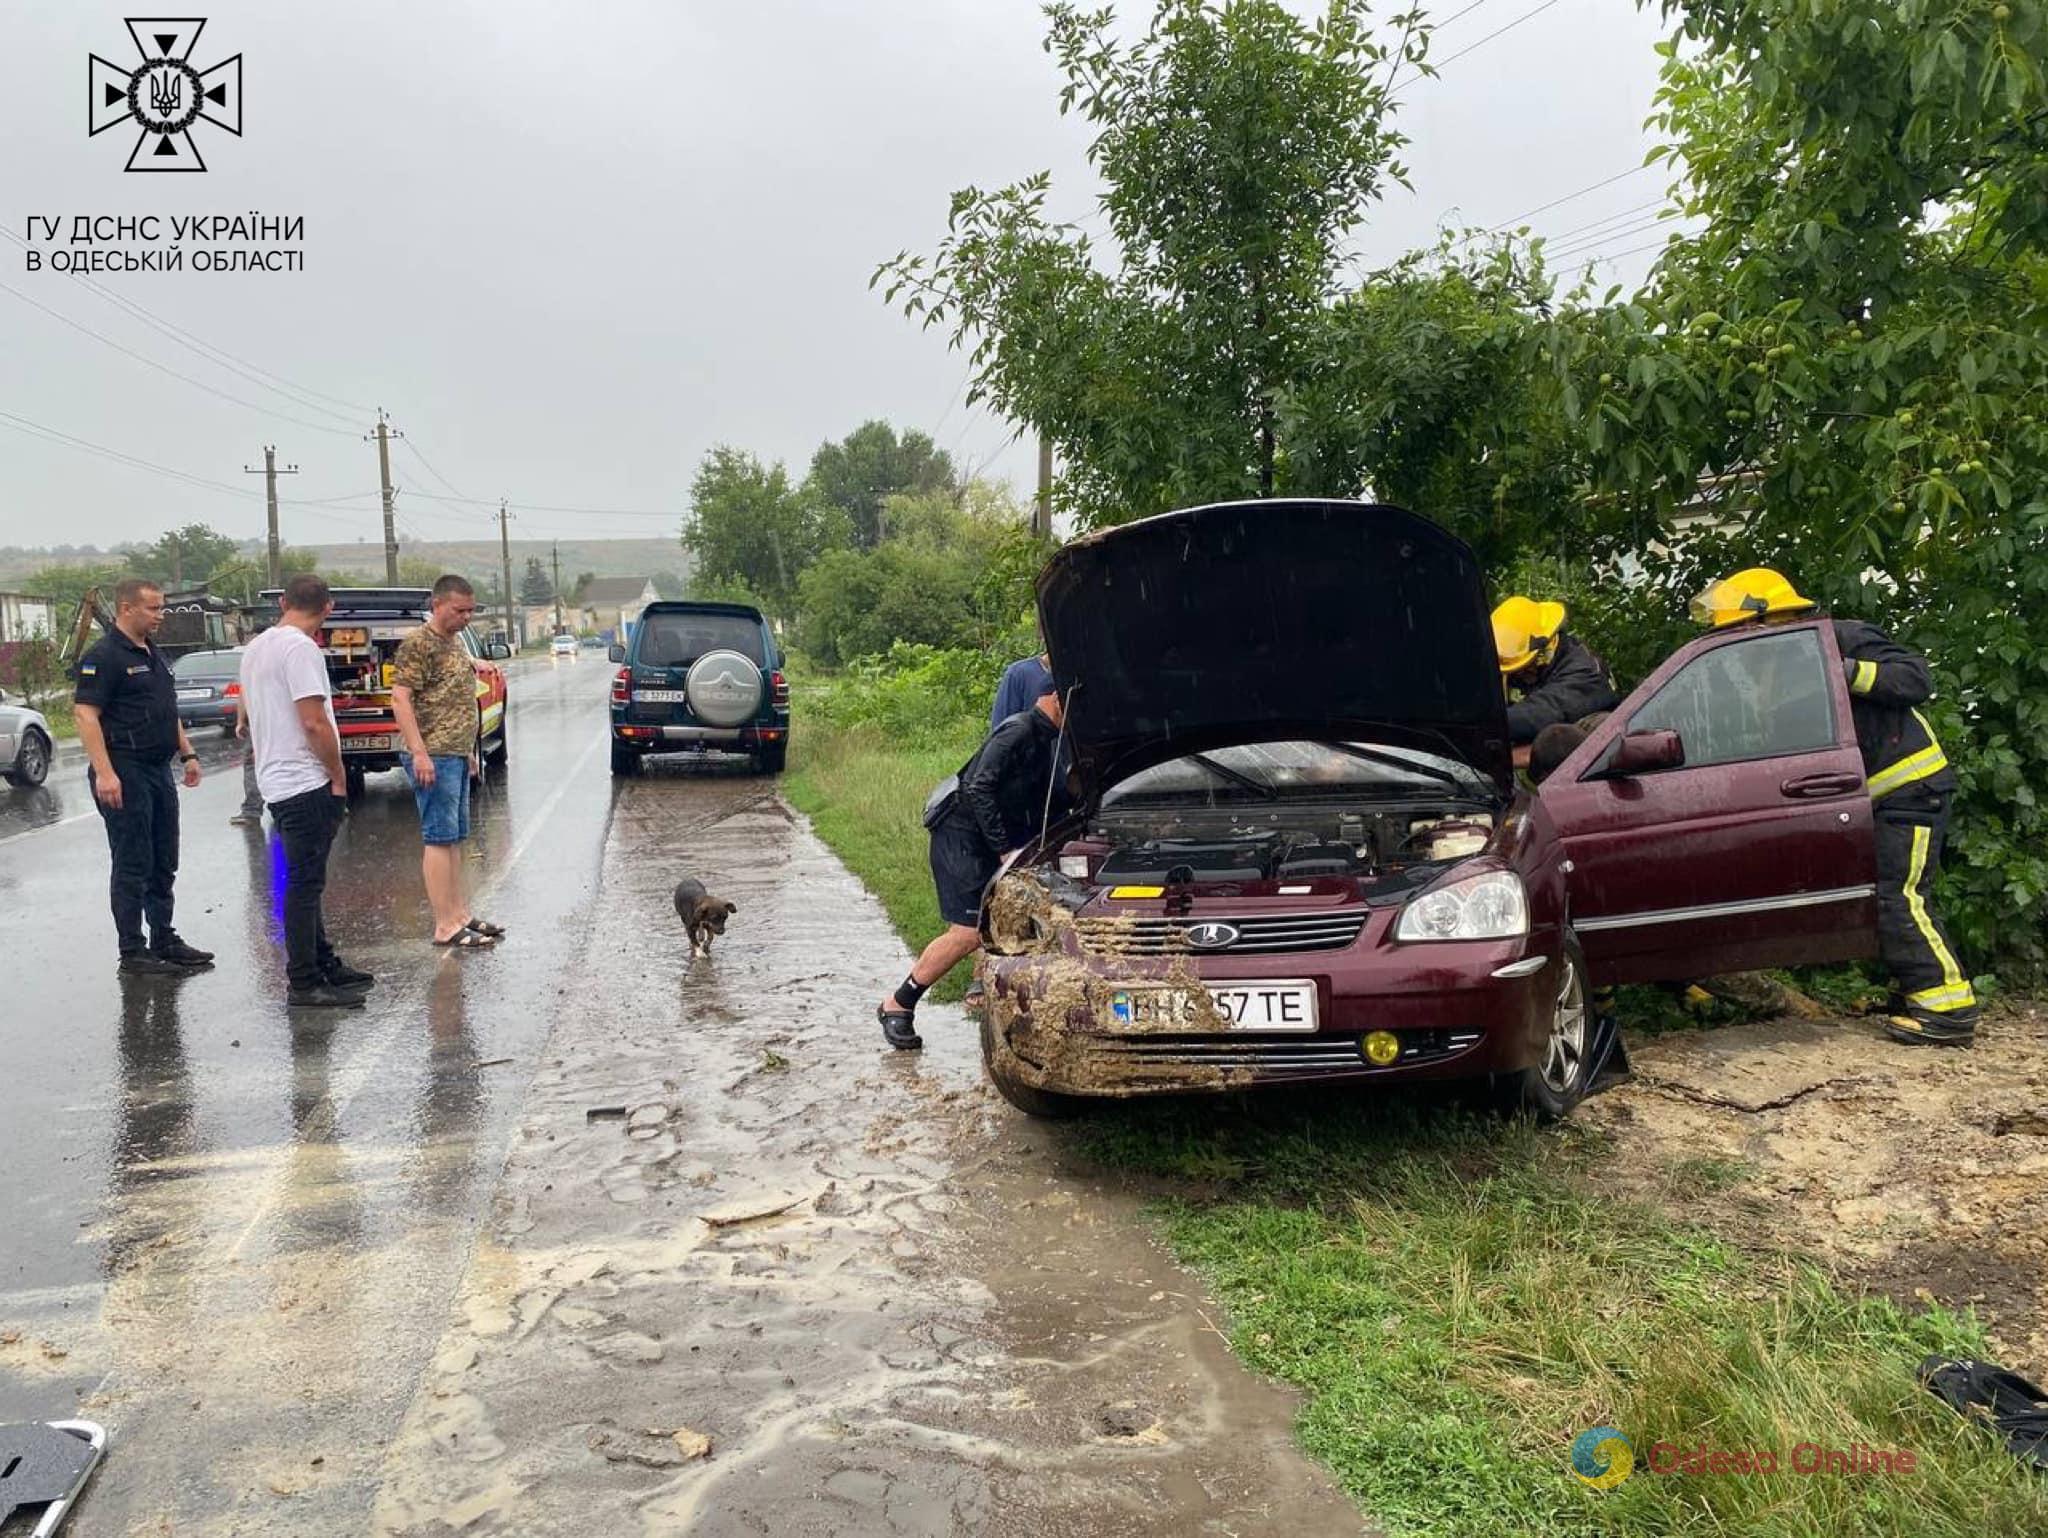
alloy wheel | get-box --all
[1537,953,1587,1096]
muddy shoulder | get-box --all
[369,787,1370,1537]
[1578,1002,2048,1364]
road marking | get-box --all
[0,808,100,844]
[226,728,605,1262]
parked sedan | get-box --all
[978,499,1880,1121]
[172,647,244,735]
[0,688,54,788]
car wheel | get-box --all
[4,729,51,788]
[979,1014,1088,1120]
[1488,938,1593,1121]
[344,765,367,801]
[609,743,641,778]
[759,742,788,776]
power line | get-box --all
[1538,196,1666,247]
[0,278,361,438]
[1426,0,1563,71]
[0,226,371,421]
[1490,163,1661,231]
[1546,216,1672,261]
[402,437,475,502]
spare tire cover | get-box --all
[685,649,764,727]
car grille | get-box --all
[1081,1029,1483,1075]
[1074,912,1367,957]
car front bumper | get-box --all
[980,940,1559,1099]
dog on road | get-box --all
[673,877,737,955]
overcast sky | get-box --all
[0,0,1674,553]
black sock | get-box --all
[891,972,931,1013]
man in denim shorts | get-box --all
[391,574,503,949]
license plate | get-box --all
[176,688,210,701]
[345,733,395,752]
[636,689,686,703]
[1109,980,1318,1032]
[327,627,369,647]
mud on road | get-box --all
[1582,1004,2048,1364]
[373,766,1366,1537]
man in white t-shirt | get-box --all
[241,573,373,1008]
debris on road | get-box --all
[698,1189,813,1228]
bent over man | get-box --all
[878,677,1068,1051]
[1492,596,1619,752]
[1692,568,1979,1046]
[73,577,212,975]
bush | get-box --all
[801,643,1008,752]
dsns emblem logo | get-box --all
[90,20,242,172]
[1570,1426,1635,1489]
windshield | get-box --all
[174,650,241,679]
[636,612,766,667]
[1100,740,1489,806]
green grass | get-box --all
[785,720,982,1001]
[787,719,2048,1537]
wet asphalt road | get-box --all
[0,656,1362,1536]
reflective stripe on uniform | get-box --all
[1902,823,1973,1008]
[1867,708,1949,799]
[1851,659,1878,694]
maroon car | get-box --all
[977,499,1878,1119]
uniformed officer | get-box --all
[72,578,214,975]
[1692,568,1979,1046]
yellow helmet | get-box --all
[1492,596,1568,674]
[1689,568,1816,628]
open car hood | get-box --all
[1036,499,1512,800]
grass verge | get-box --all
[788,718,2048,1536]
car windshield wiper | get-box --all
[1320,741,1471,791]
[1186,752,1278,799]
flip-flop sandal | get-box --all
[463,919,507,938]
[877,1005,923,1052]
[1919,1356,2048,1469]
[434,928,498,948]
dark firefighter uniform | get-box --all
[1506,633,1621,744]
[1834,619,1979,1039]
[73,627,192,960]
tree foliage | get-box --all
[879,0,1427,524]
[519,556,554,605]
[682,446,846,622]
[806,421,959,549]
[1547,0,2048,974]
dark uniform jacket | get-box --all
[1506,633,1620,744]
[1834,619,1954,798]
[957,707,1069,855]
[73,627,180,760]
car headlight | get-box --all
[1393,868,1528,942]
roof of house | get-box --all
[581,576,657,603]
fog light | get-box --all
[1362,1030,1401,1066]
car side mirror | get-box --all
[1609,728,1686,776]
[608,643,626,663]
[486,642,510,660]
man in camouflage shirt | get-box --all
[391,574,503,948]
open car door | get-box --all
[1538,618,1878,985]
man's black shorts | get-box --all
[929,816,999,928]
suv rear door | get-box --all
[629,610,769,726]
[1538,619,1878,984]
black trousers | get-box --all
[1874,784,1978,1023]
[92,753,179,956]
[272,785,345,989]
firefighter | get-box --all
[1491,596,1620,753]
[1691,568,1979,1046]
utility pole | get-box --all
[245,445,299,588]
[368,408,402,583]
[498,499,515,650]
[551,540,563,634]
[1034,435,1054,540]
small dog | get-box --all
[673,877,738,955]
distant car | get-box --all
[262,587,512,796]
[0,688,54,788]
[550,633,577,658]
[579,634,604,650]
[608,601,789,776]
[172,647,244,735]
